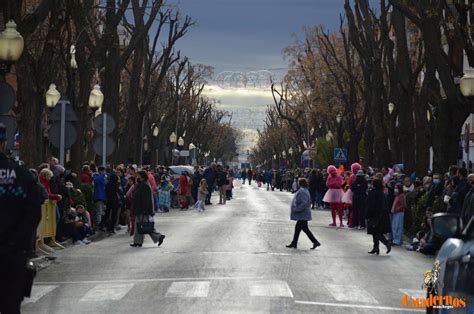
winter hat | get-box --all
[356,170,365,177]
[327,165,337,174]
[351,163,362,174]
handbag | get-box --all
[137,216,155,234]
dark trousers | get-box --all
[315,191,324,207]
[0,252,27,314]
[101,205,119,232]
[309,190,316,208]
[372,233,390,250]
[291,220,318,246]
[206,184,214,204]
[352,198,366,227]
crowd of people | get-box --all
[33,158,236,249]
[244,162,474,256]
[31,153,474,256]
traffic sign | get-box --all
[93,136,115,156]
[49,99,78,122]
[0,81,16,114]
[0,116,16,150]
[333,148,348,163]
[48,121,77,149]
[94,113,116,135]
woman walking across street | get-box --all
[366,178,391,255]
[286,178,321,249]
[351,170,368,229]
[323,165,345,227]
[391,183,406,246]
[130,171,165,248]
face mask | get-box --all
[394,189,399,194]
[433,179,440,185]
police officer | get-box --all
[0,123,42,313]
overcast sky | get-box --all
[163,1,368,153]
[173,0,349,74]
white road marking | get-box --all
[79,283,134,302]
[36,276,261,285]
[23,285,58,304]
[294,300,425,312]
[326,284,378,303]
[399,289,426,299]
[165,281,210,298]
[249,280,294,298]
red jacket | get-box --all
[39,177,61,201]
[81,171,93,184]
[179,175,188,196]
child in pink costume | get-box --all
[323,165,345,227]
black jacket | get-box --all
[0,153,41,252]
[308,173,318,191]
[216,170,227,187]
[450,178,470,215]
[366,185,390,234]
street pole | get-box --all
[59,100,66,166]
[102,113,107,166]
[174,99,179,166]
[140,117,145,165]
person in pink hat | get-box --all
[323,165,345,227]
[342,163,362,227]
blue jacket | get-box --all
[290,188,312,221]
[93,173,107,201]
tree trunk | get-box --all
[433,99,466,172]
[15,65,44,168]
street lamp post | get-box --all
[169,132,177,165]
[189,142,196,165]
[151,124,159,166]
[89,85,105,164]
[336,112,343,148]
[460,70,474,167]
[0,20,24,154]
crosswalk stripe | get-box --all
[79,283,134,302]
[399,288,426,299]
[23,285,59,304]
[326,284,378,304]
[249,280,294,298]
[165,281,210,298]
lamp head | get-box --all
[45,83,61,108]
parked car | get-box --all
[169,166,194,179]
[428,213,474,313]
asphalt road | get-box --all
[23,181,434,314]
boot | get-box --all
[368,247,379,255]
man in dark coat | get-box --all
[0,124,42,313]
[366,178,391,255]
[103,173,120,233]
[449,167,470,215]
[203,163,217,205]
[130,171,165,247]
[308,170,318,209]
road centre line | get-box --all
[35,276,264,285]
[294,300,425,312]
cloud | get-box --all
[203,85,272,151]
[203,84,273,99]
